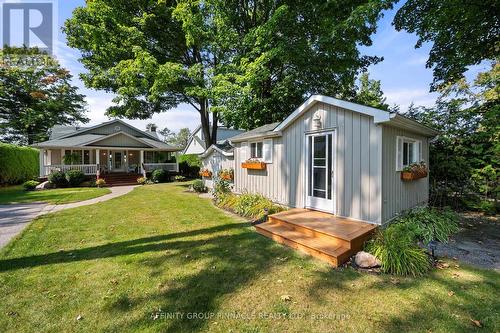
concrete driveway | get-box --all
[0,203,48,248]
[0,185,136,249]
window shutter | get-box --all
[396,136,403,171]
[263,139,273,163]
[240,142,248,161]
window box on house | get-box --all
[241,160,266,170]
[200,169,212,178]
[401,162,428,181]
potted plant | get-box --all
[199,169,212,178]
[241,159,266,170]
[401,161,428,181]
[219,168,234,181]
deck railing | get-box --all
[42,164,98,176]
[143,163,178,173]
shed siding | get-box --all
[201,150,234,189]
[381,125,429,221]
[233,102,383,223]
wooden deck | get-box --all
[255,209,378,267]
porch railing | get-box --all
[42,164,98,176]
[143,163,178,173]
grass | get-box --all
[0,182,498,332]
[0,185,111,205]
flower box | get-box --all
[401,169,428,181]
[241,161,266,170]
[199,169,212,178]
[218,168,234,181]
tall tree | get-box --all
[64,0,393,145]
[160,127,191,148]
[353,72,390,110]
[0,47,88,144]
[393,0,499,90]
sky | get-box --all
[6,0,488,133]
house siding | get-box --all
[202,150,234,189]
[381,125,429,221]
[233,102,383,223]
[88,133,150,148]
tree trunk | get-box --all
[211,111,218,144]
[199,98,213,148]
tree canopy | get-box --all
[159,127,191,149]
[64,0,393,145]
[0,47,88,144]
[393,0,499,90]
[353,72,390,110]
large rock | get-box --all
[354,251,381,268]
[36,181,53,190]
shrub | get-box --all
[233,193,285,220]
[0,143,39,184]
[174,175,186,182]
[95,179,106,188]
[23,180,39,191]
[212,178,232,200]
[48,171,67,187]
[394,207,459,244]
[367,225,431,276]
[178,154,201,178]
[65,170,86,187]
[137,177,147,185]
[192,179,207,193]
[151,169,169,183]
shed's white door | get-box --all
[305,131,335,213]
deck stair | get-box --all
[102,173,139,186]
[255,209,377,267]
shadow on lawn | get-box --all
[0,222,250,272]
[0,220,295,332]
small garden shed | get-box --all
[200,141,235,189]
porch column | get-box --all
[95,149,100,176]
[139,150,144,175]
[39,149,45,177]
[175,151,179,172]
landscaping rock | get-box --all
[354,251,381,268]
[35,181,53,190]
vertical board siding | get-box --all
[233,101,383,223]
[201,150,235,189]
[381,125,429,221]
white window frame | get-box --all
[396,136,422,171]
[249,141,263,159]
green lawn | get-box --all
[0,185,111,205]
[0,183,498,332]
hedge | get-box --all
[0,143,39,185]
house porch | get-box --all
[39,148,178,178]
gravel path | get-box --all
[0,186,136,248]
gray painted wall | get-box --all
[381,125,429,221]
[233,102,383,223]
[88,133,149,148]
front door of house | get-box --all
[305,131,335,213]
[111,150,125,172]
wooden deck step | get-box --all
[255,221,351,267]
[256,208,378,267]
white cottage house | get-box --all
[32,119,182,185]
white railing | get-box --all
[143,163,178,173]
[42,164,98,176]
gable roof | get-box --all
[183,125,246,154]
[231,95,438,142]
[200,141,234,158]
[34,119,181,150]
[229,122,280,142]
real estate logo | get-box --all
[1,0,57,55]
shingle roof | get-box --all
[229,122,280,142]
[141,137,180,150]
[33,134,105,147]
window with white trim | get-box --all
[250,142,263,159]
[396,136,422,171]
